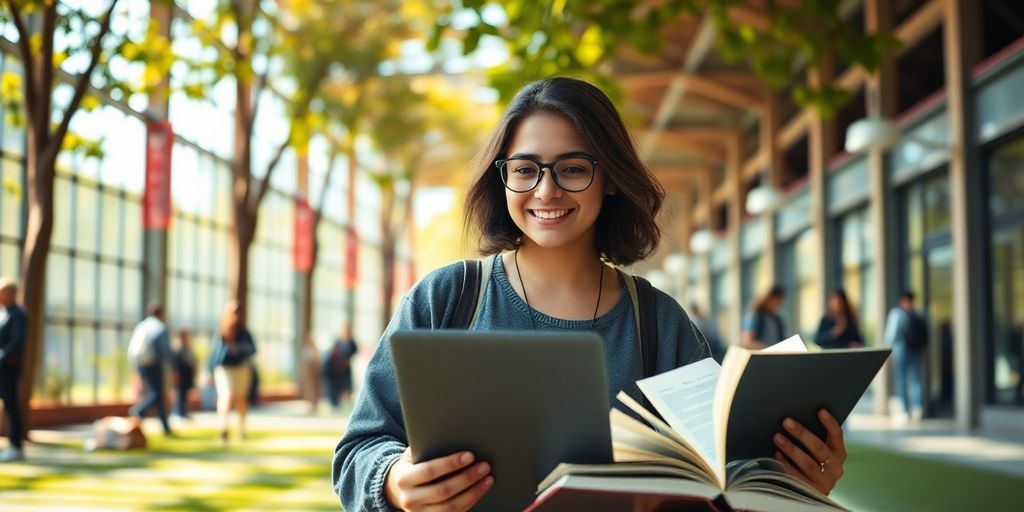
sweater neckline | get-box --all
[491,253,631,330]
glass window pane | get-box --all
[990,226,1024,405]
[123,200,142,262]
[989,139,1024,218]
[97,261,120,318]
[74,258,97,316]
[797,228,821,337]
[97,327,127,402]
[100,192,123,259]
[121,266,142,321]
[923,174,950,236]
[75,184,99,254]
[46,252,71,318]
[1,58,25,156]
[0,157,23,238]
[71,326,96,404]
[53,178,73,249]
[37,323,70,404]
[0,240,19,279]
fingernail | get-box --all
[483,476,494,488]
[478,463,490,475]
[819,409,829,419]
[783,418,797,430]
[460,452,473,464]
[774,433,786,445]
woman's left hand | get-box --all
[772,409,847,495]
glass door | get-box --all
[924,243,955,417]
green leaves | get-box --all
[1,72,24,127]
[435,0,899,116]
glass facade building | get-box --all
[0,22,400,409]
[665,1,1024,431]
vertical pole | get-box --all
[727,132,744,343]
[142,1,173,314]
[866,0,901,416]
[808,52,837,329]
[761,92,783,285]
[942,0,985,430]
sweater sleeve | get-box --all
[651,289,711,370]
[332,263,462,511]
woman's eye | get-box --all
[561,166,585,174]
[513,166,537,175]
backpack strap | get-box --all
[449,259,480,329]
[447,256,493,329]
[622,273,659,378]
[467,256,494,328]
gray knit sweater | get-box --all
[332,255,711,511]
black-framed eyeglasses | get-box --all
[495,155,599,193]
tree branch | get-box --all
[53,0,120,147]
[4,0,38,111]
[39,2,57,118]
[312,148,340,229]
[250,67,270,126]
[249,133,291,215]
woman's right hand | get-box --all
[384,448,494,511]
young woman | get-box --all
[815,289,864,350]
[332,77,848,511]
[741,284,787,349]
[208,300,257,443]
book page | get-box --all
[763,334,808,353]
[636,357,723,484]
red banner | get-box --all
[345,227,359,289]
[294,198,314,272]
[143,121,174,229]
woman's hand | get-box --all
[384,448,494,511]
[772,409,847,495]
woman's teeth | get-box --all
[532,209,570,219]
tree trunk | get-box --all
[15,133,59,435]
[229,51,254,324]
[297,237,318,344]
[380,182,396,329]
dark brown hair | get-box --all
[753,284,786,313]
[464,77,665,266]
[831,289,859,329]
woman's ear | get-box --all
[605,181,617,196]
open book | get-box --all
[526,336,891,512]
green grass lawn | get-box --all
[0,426,341,511]
[3,422,1022,512]
[832,444,1024,511]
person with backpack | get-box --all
[741,285,787,349]
[127,303,174,436]
[885,290,929,421]
[332,78,851,512]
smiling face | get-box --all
[504,111,615,251]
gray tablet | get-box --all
[391,330,613,512]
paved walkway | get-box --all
[845,411,1024,479]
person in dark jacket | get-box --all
[0,277,27,462]
[209,300,257,443]
[814,290,864,350]
[741,285,787,349]
[172,330,197,420]
[323,325,358,410]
